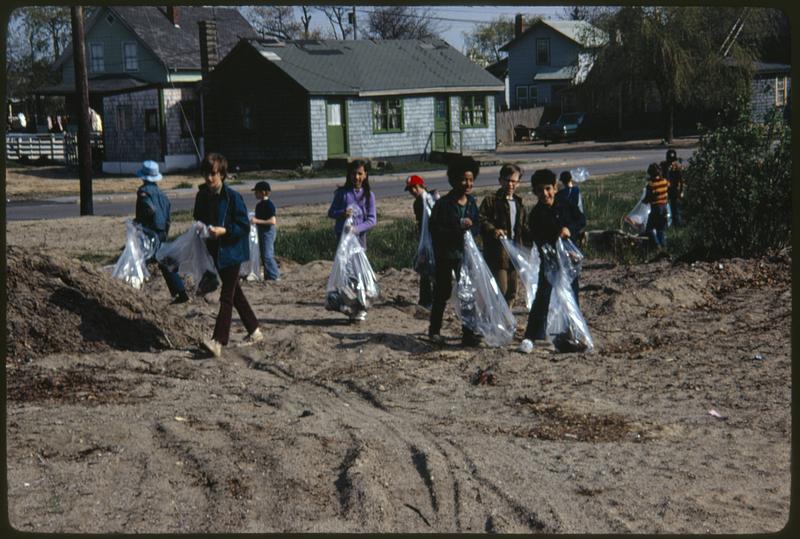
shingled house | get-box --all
[203,38,505,168]
[37,5,256,173]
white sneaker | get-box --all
[350,311,367,322]
[243,328,264,345]
[202,338,223,358]
[517,339,534,354]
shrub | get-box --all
[684,102,791,259]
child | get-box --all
[428,156,482,347]
[478,163,525,306]
[133,160,189,304]
[327,159,377,322]
[250,181,280,281]
[518,168,586,354]
[660,149,684,226]
[554,170,584,213]
[406,174,439,308]
[327,159,377,249]
[644,162,669,249]
[193,153,262,358]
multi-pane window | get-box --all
[776,76,787,106]
[89,43,104,72]
[123,42,138,71]
[180,100,198,138]
[372,98,403,132]
[116,104,132,131]
[528,85,539,106]
[461,95,487,127]
[536,38,550,65]
[144,108,158,133]
[515,86,528,109]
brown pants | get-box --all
[489,263,518,308]
[212,264,259,345]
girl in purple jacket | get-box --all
[327,159,378,249]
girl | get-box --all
[193,152,262,357]
[327,159,377,249]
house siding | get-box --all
[103,88,161,165]
[163,87,200,161]
[451,95,497,153]
[751,74,791,123]
[309,98,328,162]
[346,96,435,159]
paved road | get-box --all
[5,145,694,221]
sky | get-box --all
[297,5,567,53]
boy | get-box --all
[660,149,684,227]
[250,181,280,280]
[554,170,584,213]
[518,169,586,354]
[133,160,189,304]
[406,174,438,308]
[644,163,669,249]
[428,156,482,347]
[478,163,525,306]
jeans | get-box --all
[258,226,280,280]
[668,193,682,227]
[212,264,259,345]
[428,257,478,340]
[158,263,186,297]
[523,266,579,341]
[646,204,669,248]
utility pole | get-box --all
[70,5,93,215]
[350,6,357,40]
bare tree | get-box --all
[241,5,301,41]
[365,6,444,40]
[317,6,351,40]
[299,6,313,38]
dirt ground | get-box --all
[4,196,792,533]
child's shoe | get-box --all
[242,328,264,345]
[202,338,223,358]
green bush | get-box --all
[684,103,791,259]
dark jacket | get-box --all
[193,182,250,269]
[478,188,526,270]
[524,197,586,252]
[429,191,479,262]
[135,181,171,239]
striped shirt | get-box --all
[647,177,669,206]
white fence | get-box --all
[6,132,104,165]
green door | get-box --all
[326,99,347,157]
[433,96,450,151]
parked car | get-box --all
[535,112,587,145]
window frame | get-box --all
[536,38,550,66]
[116,104,132,131]
[372,97,404,133]
[179,100,198,138]
[775,76,787,106]
[528,85,539,107]
[144,108,159,133]
[89,42,105,73]
[515,85,528,109]
[460,94,488,128]
[122,42,138,72]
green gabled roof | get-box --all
[241,38,505,96]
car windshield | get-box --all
[558,113,582,124]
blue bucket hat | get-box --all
[136,160,162,182]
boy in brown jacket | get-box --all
[478,163,526,306]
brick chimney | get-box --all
[199,20,219,74]
[514,14,525,39]
[167,6,179,26]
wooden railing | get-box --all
[5,132,103,165]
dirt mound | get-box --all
[5,245,204,364]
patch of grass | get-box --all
[275,218,338,265]
[77,253,117,265]
[171,209,194,224]
[234,160,447,182]
[174,181,193,189]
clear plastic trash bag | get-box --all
[110,219,158,290]
[540,238,594,353]
[450,233,516,347]
[156,221,220,295]
[413,191,436,275]
[500,237,540,311]
[325,214,379,315]
[666,202,673,228]
[240,211,262,281]
[623,186,650,234]
[570,167,589,183]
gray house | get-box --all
[500,17,605,112]
[204,38,505,167]
[37,5,256,173]
[750,62,791,123]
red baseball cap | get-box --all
[405,175,426,191]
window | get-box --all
[461,95,487,127]
[528,85,539,106]
[89,43,104,72]
[372,98,403,132]
[116,104,132,131]
[145,109,159,133]
[122,42,138,71]
[179,100,198,138]
[326,102,342,126]
[536,38,550,65]
[515,86,528,109]
[776,76,787,106]
[241,103,253,130]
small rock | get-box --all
[377,385,386,391]
[300,410,314,418]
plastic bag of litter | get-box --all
[156,221,220,295]
[541,238,594,353]
[240,211,262,281]
[500,237,541,311]
[413,190,436,276]
[570,167,590,183]
[623,186,650,234]
[325,214,379,315]
[110,219,158,289]
[450,233,516,347]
